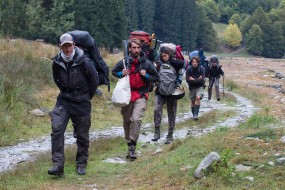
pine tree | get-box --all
[177,0,199,51]
[74,0,126,48]
[240,15,254,35]
[26,0,46,39]
[125,0,139,32]
[196,5,218,51]
[262,21,284,58]
[245,24,263,56]
[229,13,242,26]
[41,0,75,43]
[110,0,127,49]
[251,7,271,30]
[197,0,220,22]
[223,24,242,48]
[154,0,200,51]
[138,0,155,33]
[74,0,94,31]
[0,0,29,37]
[153,0,173,42]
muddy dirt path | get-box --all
[0,89,257,173]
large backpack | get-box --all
[125,30,160,62]
[175,45,184,61]
[158,63,177,96]
[67,30,110,91]
[188,49,209,77]
[125,30,161,92]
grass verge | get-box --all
[1,112,283,190]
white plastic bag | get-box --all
[112,59,131,107]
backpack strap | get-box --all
[189,65,202,76]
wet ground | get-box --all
[0,89,257,172]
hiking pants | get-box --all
[50,99,91,168]
[208,77,220,99]
[154,94,177,134]
[121,97,146,143]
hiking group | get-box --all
[48,30,224,177]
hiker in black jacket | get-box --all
[152,46,184,144]
[48,33,98,176]
[207,55,224,101]
[186,56,205,120]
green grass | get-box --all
[244,129,277,142]
[240,113,278,130]
[225,79,239,91]
[2,120,284,189]
[0,40,57,146]
[212,22,228,40]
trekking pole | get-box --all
[222,76,225,99]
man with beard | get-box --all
[112,38,159,160]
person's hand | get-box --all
[122,69,130,76]
[198,76,202,79]
[140,69,146,76]
[189,76,195,81]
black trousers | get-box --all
[50,98,91,167]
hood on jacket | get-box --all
[53,46,85,69]
[128,51,147,64]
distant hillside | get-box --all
[212,22,228,41]
[211,22,250,57]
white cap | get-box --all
[59,33,74,46]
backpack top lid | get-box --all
[176,45,185,61]
[210,55,219,64]
[189,50,199,60]
[129,30,150,42]
[159,43,176,53]
[68,30,94,49]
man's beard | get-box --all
[132,52,140,59]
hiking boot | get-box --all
[77,166,86,175]
[165,133,173,144]
[217,98,220,101]
[193,105,200,121]
[126,143,137,160]
[151,126,160,141]
[48,166,64,176]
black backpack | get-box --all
[68,30,110,91]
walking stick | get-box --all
[222,76,225,99]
